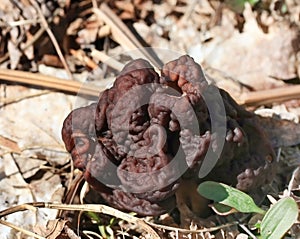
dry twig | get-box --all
[237,85,300,106]
[0,68,100,97]
[0,204,44,239]
[0,202,160,238]
[70,49,98,70]
[1,66,300,106]
[0,219,45,239]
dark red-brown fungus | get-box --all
[62,55,276,216]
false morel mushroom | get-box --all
[62,55,276,216]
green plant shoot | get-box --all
[197,181,265,214]
[261,197,298,239]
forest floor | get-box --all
[0,0,300,238]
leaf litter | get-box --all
[0,0,299,238]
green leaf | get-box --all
[247,0,260,5]
[261,197,298,239]
[197,181,265,214]
[225,0,260,13]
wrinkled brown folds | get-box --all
[62,55,276,216]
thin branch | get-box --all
[0,68,101,97]
[0,203,38,217]
[237,84,300,106]
[178,0,198,24]
[22,26,46,51]
[238,224,258,239]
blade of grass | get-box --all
[261,197,298,239]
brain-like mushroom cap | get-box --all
[61,55,276,216]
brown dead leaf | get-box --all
[203,3,299,90]
[257,116,300,148]
[40,54,64,68]
[0,135,21,154]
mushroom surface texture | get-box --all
[61,55,276,216]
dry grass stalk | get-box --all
[91,49,125,71]
[0,219,45,239]
[1,67,300,106]
[0,204,44,239]
[0,201,241,237]
[93,3,163,69]
[0,202,160,238]
[237,85,300,106]
[0,68,100,97]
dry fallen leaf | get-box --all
[0,135,21,154]
[202,4,299,90]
